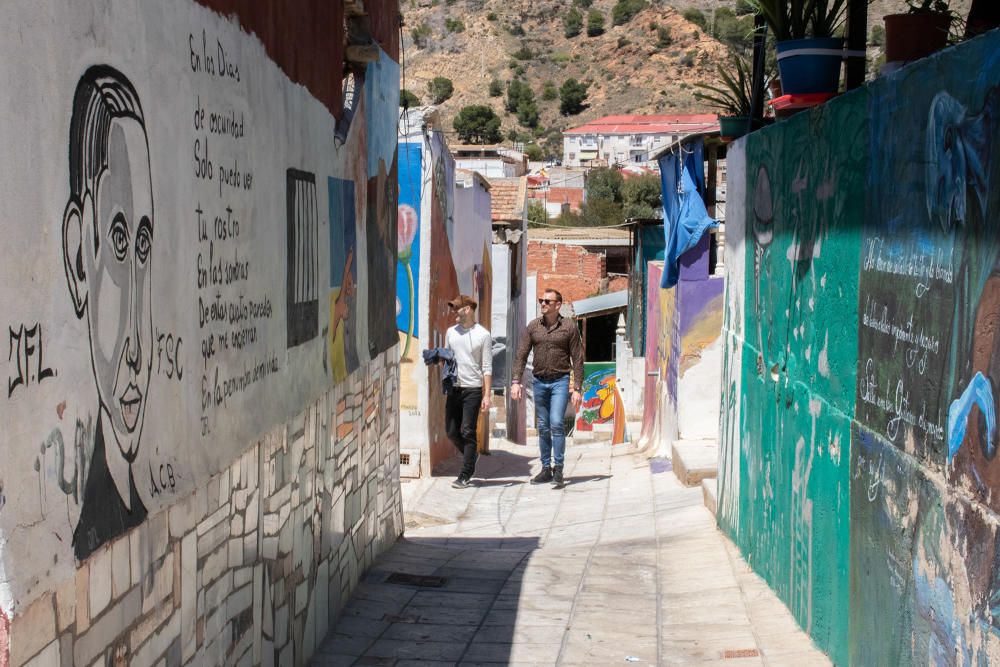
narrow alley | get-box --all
[311,440,829,666]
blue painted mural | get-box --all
[397,142,422,359]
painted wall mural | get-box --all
[850,33,1000,665]
[363,48,400,360]
[641,262,665,441]
[576,362,626,445]
[328,177,358,382]
[396,142,422,363]
[426,132,462,467]
[61,65,155,560]
[720,89,866,666]
[719,30,1000,666]
[0,1,400,602]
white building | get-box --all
[453,144,528,178]
[562,114,719,168]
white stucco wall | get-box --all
[0,3,403,665]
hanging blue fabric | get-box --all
[658,138,718,289]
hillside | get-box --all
[399,0,972,155]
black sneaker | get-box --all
[452,475,471,489]
[531,467,553,484]
[552,466,564,488]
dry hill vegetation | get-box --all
[399,0,972,157]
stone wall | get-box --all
[9,352,400,667]
[0,1,402,665]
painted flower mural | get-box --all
[398,203,418,357]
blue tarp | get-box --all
[658,139,718,289]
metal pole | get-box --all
[845,0,868,90]
[750,14,767,124]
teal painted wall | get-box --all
[725,90,866,665]
[720,29,1000,665]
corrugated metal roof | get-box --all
[573,290,628,316]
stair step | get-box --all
[671,439,718,487]
[702,478,718,516]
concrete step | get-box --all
[671,439,718,487]
[572,428,612,443]
[702,478,718,516]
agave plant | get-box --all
[694,53,761,117]
[745,0,849,40]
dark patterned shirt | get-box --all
[512,316,585,391]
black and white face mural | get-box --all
[61,65,153,560]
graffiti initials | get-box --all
[8,323,56,397]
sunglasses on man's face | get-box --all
[538,298,560,305]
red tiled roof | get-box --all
[564,114,719,136]
[489,177,527,223]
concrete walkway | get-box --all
[311,440,831,666]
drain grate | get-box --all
[722,649,760,659]
[384,572,447,587]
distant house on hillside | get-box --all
[453,144,528,178]
[562,114,719,168]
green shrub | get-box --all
[559,78,589,115]
[656,26,673,48]
[586,9,605,36]
[512,44,534,60]
[682,7,707,30]
[410,22,432,48]
[612,0,648,26]
[445,17,465,33]
[488,79,504,97]
[453,105,503,144]
[427,76,454,104]
[487,11,497,20]
[399,89,420,108]
[564,7,583,37]
[542,81,558,101]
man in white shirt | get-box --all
[444,294,492,488]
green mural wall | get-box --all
[721,88,867,665]
[721,29,1000,666]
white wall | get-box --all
[0,3,402,665]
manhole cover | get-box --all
[722,648,760,659]
[385,572,447,587]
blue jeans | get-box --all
[534,374,570,468]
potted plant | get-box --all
[695,54,771,140]
[884,1,954,64]
[748,0,848,95]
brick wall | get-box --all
[528,241,632,305]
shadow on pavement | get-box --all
[565,474,611,486]
[310,535,542,665]
[433,443,536,482]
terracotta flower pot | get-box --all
[884,12,951,63]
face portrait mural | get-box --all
[61,66,153,560]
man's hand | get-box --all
[481,396,490,413]
[511,384,523,401]
[570,390,582,412]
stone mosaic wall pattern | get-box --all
[0,2,402,665]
